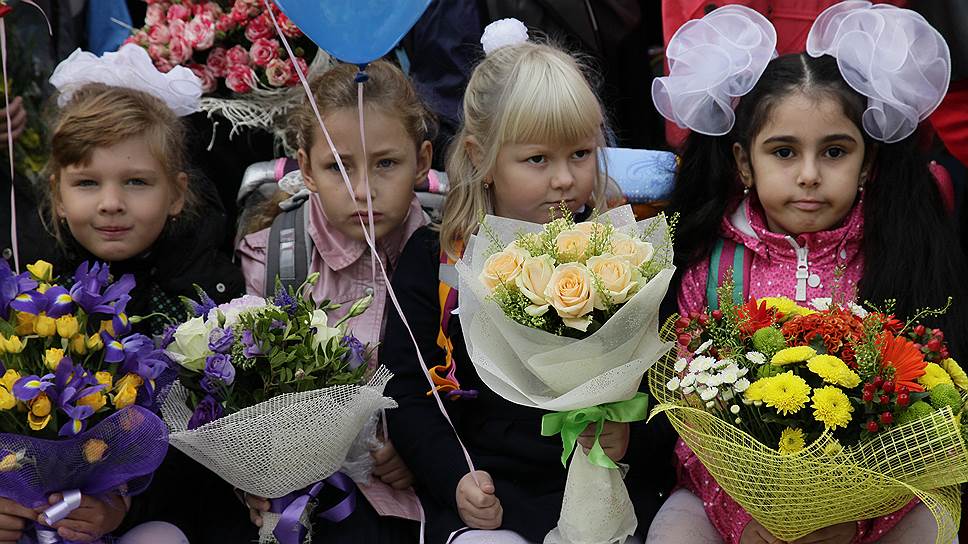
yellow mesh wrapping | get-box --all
[648,320,968,542]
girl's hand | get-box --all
[39,493,127,543]
[0,497,34,544]
[371,439,415,490]
[740,519,785,544]
[578,421,630,463]
[242,493,270,528]
[789,522,856,544]
[456,471,503,530]
[0,97,26,145]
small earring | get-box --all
[858,185,864,193]
[743,186,750,195]
[483,178,491,190]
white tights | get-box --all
[645,489,958,544]
[117,521,189,544]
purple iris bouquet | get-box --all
[0,260,171,542]
[162,276,396,544]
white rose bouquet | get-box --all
[457,205,676,544]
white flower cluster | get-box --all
[810,298,868,318]
[666,340,752,407]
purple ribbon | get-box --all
[270,472,357,544]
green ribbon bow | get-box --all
[540,392,650,470]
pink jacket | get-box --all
[237,193,428,521]
[675,196,915,543]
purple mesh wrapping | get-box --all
[0,406,168,509]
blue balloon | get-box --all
[273,0,431,66]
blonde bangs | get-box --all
[497,52,603,147]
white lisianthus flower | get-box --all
[674,358,688,372]
[695,339,713,355]
[666,376,681,391]
[166,316,216,372]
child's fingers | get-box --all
[370,443,396,465]
[459,507,502,530]
[244,494,271,512]
[248,507,263,528]
[0,529,24,544]
[0,499,34,524]
[465,485,497,509]
[50,518,97,541]
[57,525,96,543]
[378,466,411,486]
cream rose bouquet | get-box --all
[456,205,676,544]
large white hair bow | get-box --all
[807,1,950,143]
[50,44,202,117]
[651,5,777,136]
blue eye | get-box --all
[377,158,396,169]
[526,155,546,165]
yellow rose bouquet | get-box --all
[649,291,968,543]
[0,260,171,542]
[456,205,676,544]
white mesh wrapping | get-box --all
[161,366,397,498]
[651,5,777,136]
[456,206,675,544]
[806,1,950,143]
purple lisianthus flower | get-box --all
[341,336,366,370]
[270,320,286,330]
[204,354,236,386]
[187,395,224,430]
[159,325,178,349]
[241,330,264,358]
[273,289,297,316]
[208,327,235,354]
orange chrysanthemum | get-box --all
[879,332,927,392]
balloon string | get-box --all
[358,80,377,290]
[263,1,478,482]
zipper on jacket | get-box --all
[786,236,809,302]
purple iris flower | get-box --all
[0,260,36,318]
[52,359,102,408]
[341,336,367,370]
[10,286,75,318]
[208,327,235,354]
[105,333,170,381]
[241,330,264,358]
[13,374,55,402]
[187,395,224,430]
[204,354,236,386]
[70,262,135,314]
[58,404,95,437]
[273,289,297,316]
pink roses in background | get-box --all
[129,0,312,95]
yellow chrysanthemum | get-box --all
[744,378,769,403]
[919,363,954,390]
[811,386,853,430]
[771,346,817,366]
[778,427,805,454]
[761,371,811,415]
[941,359,968,390]
[806,355,861,388]
[761,297,814,319]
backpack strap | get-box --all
[265,203,314,295]
[425,242,478,401]
[706,238,752,310]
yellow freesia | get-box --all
[2,336,24,354]
[86,334,103,352]
[1,370,21,393]
[77,391,106,412]
[55,316,79,339]
[26,260,53,282]
[95,372,113,389]
[44,348,65,371]
[34,315,56,337]
[0,387,15,410]
[69,334,87,355]
[28,394,52,431]
[14,313,34,336]
[112,374,142,409]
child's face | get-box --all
[299,107,431,242]
[734,92,868,236]
[56,136,186,262]
[489,138,598,224]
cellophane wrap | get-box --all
[649,335,968,543]
[457,206,675,544]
